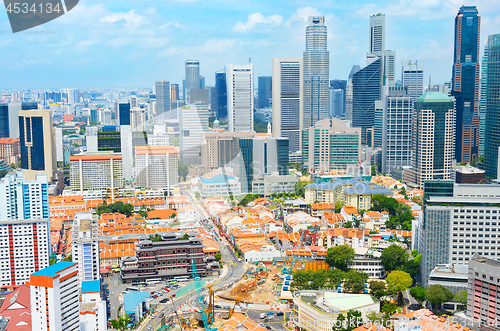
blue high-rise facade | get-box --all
[484,34,500,178]
[452,6,480,163]
[118,102,131,126]
[258,76,272,108]
[215,71,227,120]
[351,57,382,145]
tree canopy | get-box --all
[343,270,369,294]
[386,270,413,295]
[325,245,355,271]
[96,201,134,217]
[409,286,427,304]
[371,194,413,230]
[332,310,362,331]
[380,244,409,273]
[110,316,131,331]
[426,285,454,309]
[368,280,387,300]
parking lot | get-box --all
[243,308,289,331]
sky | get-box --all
[1,0,500,89]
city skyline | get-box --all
[1,0,500,89]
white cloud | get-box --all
[285,7,322,26]
[159,21,185,29]
[75,40,100,50]
[233,12,283,32]
[106,37,132,47]
[100,9,149,28]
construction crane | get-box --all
[228,298,241,318]
[281,230,306,274]
[190,257,216,331]
[207,285,215,325]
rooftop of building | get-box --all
[416,91,452,103]
[31,261,75,277]
[306,177,392,195]
[135,145,178,156]
[455,165,485,174]
[200,174,236,184]
[299,291,378,313]
[218,312,267,331]
[0,284,30,318]
[470,254,500,268]
[81,280,100,294]
[123,291,150,314]
[70,154,122,161]
[0,138,20,144]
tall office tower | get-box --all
[135,145,179,189]
[0,172,49,220]
[171,84,180,101]
[303,16,329,128]
[215,71,227,120]
[374,87,413,174]
[351,56,382,145]
[479,41,488,158]
[200,75,205,89]
[67,88,79,104]
[69,154,123,193]
[402,60,425,102]
[55,127,63,162]
[90,108,98,123]
[118,101,131,126]
[130,95,138,108]
[345,66,360,123]
[420,181,500,288]
[179,104,209,165]
[226,63,254,132]
[406,92,455,188]
[252,136,289,179]
[329,80,347,117]
[189,89,209,105]
[484,34,500,178]
[209,86,216,109]
[467,255,500,329]
[272,58,303,153]
[29,262,80,331]
[201,131,256,168]
[71,212,100,284]
[130,107,146,131]
[258,76,272,108]
[185,60,200,102]
[369,14,385,57]
[120,125,134,181]
[384,50,396,87]
[0,218,50,286]
[330,89,344,117]
[452,6,481,163]
[102,109,112,125]
[86,126,98,152]
[0,102,21,138]
[302,118,361,172]
[19,109,56,181]
[155,80,171,117]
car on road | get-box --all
[268,315,274,320]
[260,313,266,319]
[148,326,152,330]
[266,327,272,330]
[276,311,283,316]
[266,312,274,316]
[214,305,222,309]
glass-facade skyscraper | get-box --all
[155,80,171,117]
[118,102,131,126]
[303,16,329,128]
[185,60,200,102]
[452,6,481,163]
[215,71,227,120]
[484,34,500,178]
[351,57,381,145]
[226,63,254,132]
[258,76,272,108]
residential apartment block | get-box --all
[69,154,123,194]
[0,138,20,164]
[0,218,50,287]
[420,181,500,287]
[29,262,80,331]
[71,212,100,284]
[135,145,179,190]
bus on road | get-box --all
[146,278,162,285]
[174,276,189,282]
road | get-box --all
[244,308,290,331]
[136,200,246,331]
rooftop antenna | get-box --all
[249,57,251,64]
[429,75,431,87]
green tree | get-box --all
[454,290,468,305]
[195,191,201,200]
[380,244,409,273]
[295,181,313,197]
[150,234,162,242]
[50,258,56,265]
[334,201,344,213]
[171,212,176,219]
[386,270,413,305]
[366,311,391,328]
[368,280,387,300]
[371,194,413,230]
[121,203,134,217]
[399,186,408,199]
[290,270,312,291]
[402,259,420,281]
[409,286,427,306]
[343,270,368,294]
[111,201,124,213]
[325,269,344,289]
[310,269,329,290]
[181,233,190,240]
[411,249,418,257]
[332,310,363,331]
[325,245,355,271]
[381,301,398,315]
[110,316,131,331]
[426,285,454,311]
[214,253,222,261]
[63,254,72,262]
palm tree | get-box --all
[110,316,131,330]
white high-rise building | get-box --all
[155,80,170,117]
[384,50,396,87]
[272,58,303,153]
[375,87,413,174]
[71,212,100,285]
[80,280,107,331]
[120,125,134,181]
[185,60,200,103]
[0,172,49,220]
[55,127,63,162]
[85,126,98,153]
[303,16,329,128]
[29,262,80,331]
[227,63,254,132]
[179,104,209,165]
[135,145,179,190]
[369,14,385,57]
[402,60,425,102]
[0,218,50,287]
[130,107,146,131]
